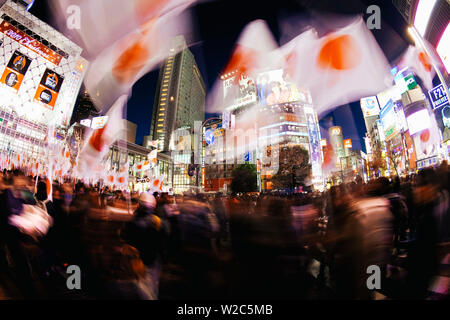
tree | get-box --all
[230,163,257,194]
[271,145,311,191]
[368,141,387,178]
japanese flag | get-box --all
[398,42,442,91]
[80,4,192,111]
[274,28,320,82]
[149,176,164,192]
[293,17,392,116]
[148,149,158,167]
[77,95,127,176]
[53,0,197,57]
[322,143,336,176]
[207,20,278,113]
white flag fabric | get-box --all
[274,28,319,82]
[398,43,440,91]
[292,17,392,116]
[149,176,164,193]
[207,20,278,113]
[148,149,158,167]
[85,8,190,111]
[53,0,197,57]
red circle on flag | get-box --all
[112,42,150,84]
[135,0,168,24]
[89,126,107,152]
[420,129,430,142]
[317,35,361,70]
[418,52,432,72]
[46,178,51,197]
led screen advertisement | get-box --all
[223,73,257,110]
[360,96,380,118]
[379,99,401,140]
[0,50,31,91]
[256,69,310,106]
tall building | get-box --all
[122,120,137,144]
[70,89,100,125]
[149,35,206,152]
[214,68,323,192]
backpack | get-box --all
[9,201,53,242]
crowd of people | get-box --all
[0,163,449,300]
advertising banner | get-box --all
[360,96,380,118]
[0,50,32,91]
[0,20,62,65]
[34,69,64,110]
[305,109,321,165]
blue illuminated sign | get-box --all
[428,84,448,110]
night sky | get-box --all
[29,0,412,151]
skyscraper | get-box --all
[149,35,206,153]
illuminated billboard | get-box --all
[344,139,352,149]
[0,50,31,91]
[428,84,448,110]
[223,73,257,110]
[407,109,431,135]
[413,0,437,37]
[256,69,311,106]
[360,96,380,118]
[379,99,401,140]
[437,23,450,73]
[34,69,64,110]
[377,86,402,112]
